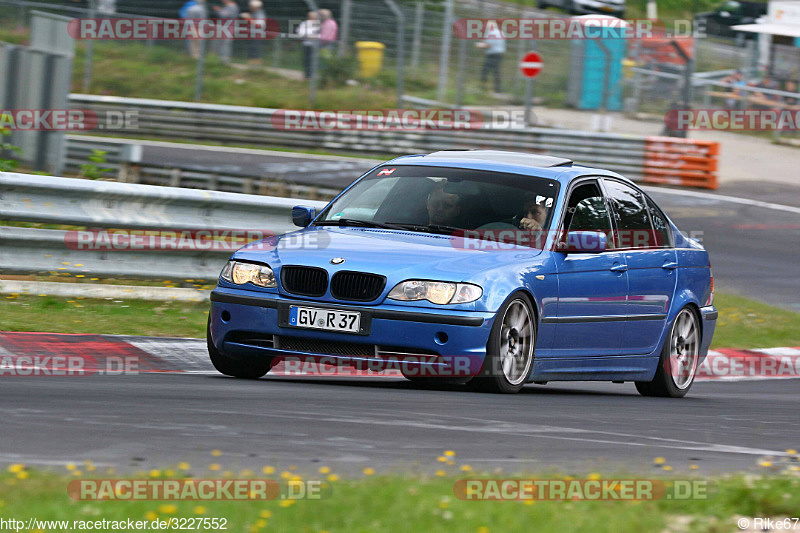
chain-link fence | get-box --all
[0,0,780,117]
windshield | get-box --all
[316,165,560,245]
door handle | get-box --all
[662,262,679,270]
[609,263,628,273]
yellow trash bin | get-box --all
[355,41,385,77]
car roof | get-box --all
[384,150,634,186]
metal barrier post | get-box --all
[384,0,406,109]
[455,36,466,107]
[81,0,97,93]
[411,1,423,69]
[338,0,351,57]
[436,0,454,102]
[194,39,207,101]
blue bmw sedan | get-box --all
[208,150,717,397]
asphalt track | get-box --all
[646,182,800,310]
[2,162,798,476]
[3,374,798,475]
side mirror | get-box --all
[292,206,317,228]
[558,231,607,253]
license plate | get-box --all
[288,306,361,333]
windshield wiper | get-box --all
[385,222,464,235]
[315,218,401,230]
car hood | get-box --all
[232,226,544,282]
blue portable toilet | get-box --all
[566,16,628,111]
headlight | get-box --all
[220,261,277,288]
[387,280,482,305]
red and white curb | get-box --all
[0,331,798,381]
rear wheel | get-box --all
[636,307,700,398]
[469,295,536,394]
[207,320,272,379]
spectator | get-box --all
[213,0,240,64]
[721,70,744,109]
[295,11,319,80]
[755,76,779,102]
[319,9,338,51]
[181,0,207,60]
[784,80,798,106]
[241,0,267,63]
[477,28,506,96]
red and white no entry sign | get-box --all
[519,51,543,78]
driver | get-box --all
[426,183,462,226]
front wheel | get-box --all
[207,320,272,379]
[636,307,700,398]
[469,295,536,394]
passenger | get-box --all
[519,199,549,231]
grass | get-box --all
[0,24,403,110]
[0,295,208,338]
[710,293,800,349]
[0,467,799,533]
[1,291,798,349]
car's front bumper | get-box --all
[209,288,496,376]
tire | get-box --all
[207,319,272,379]
[468,294,536,394]
[537,0,549,9]
[635,307,700,398]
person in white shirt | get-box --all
[295,11,319,79]
[477,30,506,95]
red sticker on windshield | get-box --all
[377,168,396,176]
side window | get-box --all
[562,182,614,247]
[645,196,672,247]
[604,180,658,249]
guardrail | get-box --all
[63,136,371,200]
[0,173,327,281]
[68,94,720,189]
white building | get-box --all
[733,1,800,81]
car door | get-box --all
[602,179,677,355]
[550,180,628,357]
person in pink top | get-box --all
[319,9,338,50]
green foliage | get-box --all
[79,149,113,180]
[319,50,357,88]
[0,115,21,172]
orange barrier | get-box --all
[642,137,719,189]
